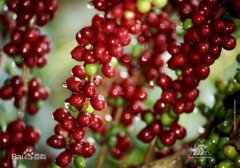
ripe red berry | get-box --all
[171,124,186,139]
[90,94,106,111]
[56,151,72,167]
[72,127,85,142]
[47,135,66,149]
[77,112,92,127]
[159,131,176,146]
[137,127,154,143]
[52,108,70,122]
[81,141,96,158]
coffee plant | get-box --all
[0,0,240,168]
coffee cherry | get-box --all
[216,161,234,168]
[137,0,151,13]
[66,77,83,93]
[53,108,70,122]
[197,157,207,167]
[223,145,238,160]
[149,121,162,135]
[83,82,96,98]
[144,112,154,125]
[218,137,231,149]
[24,126,40,145]
[90,94,106,111]
[152,0,167,8]
[77,112,92,127]
[101,64,115,78]
[61,116,76,132]
[66,94,86,110]
[47,135,66,149]
[160,131,176,146]
[161,90,176,103]
[183,19,193,30]
[234,155,240,168]
[89,114,103,131]
[72,127,85,142]
[72,65,87,79]
[69,142,82,155]
[84,64,98,77]
[56,151,72,167]
[0,132,10,149]
[161,112,174,126]
[171,124,186,139]
[81,141,96,158]
[7,119,25,133]
[74,156,86,168]
[137,127,154,143]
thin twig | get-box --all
[96,108,122,168]
[19,64,29,119]
[143,137,158,166]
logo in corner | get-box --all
[189,139,211,158]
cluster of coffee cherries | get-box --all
[71,14,131,78]
[0,76,49,115]
[197,105,240,167]
[104,78,147,158]
[47,64,108,167]
[195,116,240,168]
[47,107,106,167]
[0,119,41,168]
[0,0,58,167]
[46,0,240,167]
[3,27,50,68]
[6,0,58,26]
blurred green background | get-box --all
[0,0,240,167]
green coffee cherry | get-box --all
[74,156,86,168]
[225,80,237,95]
[234,70,240,83]
[218,151,226,160]
[205,139,217,154]
[107,136,116,148]
[208,157,216,166]
[115,98,125,107]
[183,19,193,31]
[13,55,23,64]
[144,112,154,125]
[217,160,234,168]
[237,54,240,64]
[152,0,168,8]
[175,69,182,77]
[49,163,60,168]
[218,137,231,149]
[218,119,233,134]
[209,133,220,144]
[223,145,238,160]
[94,133,102,143]
[84,63,98,76]
[197,157,207,167]
[132,44,142,58]
[234,155,240,168]
[161,112,174,126]
[137,0,151,13]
